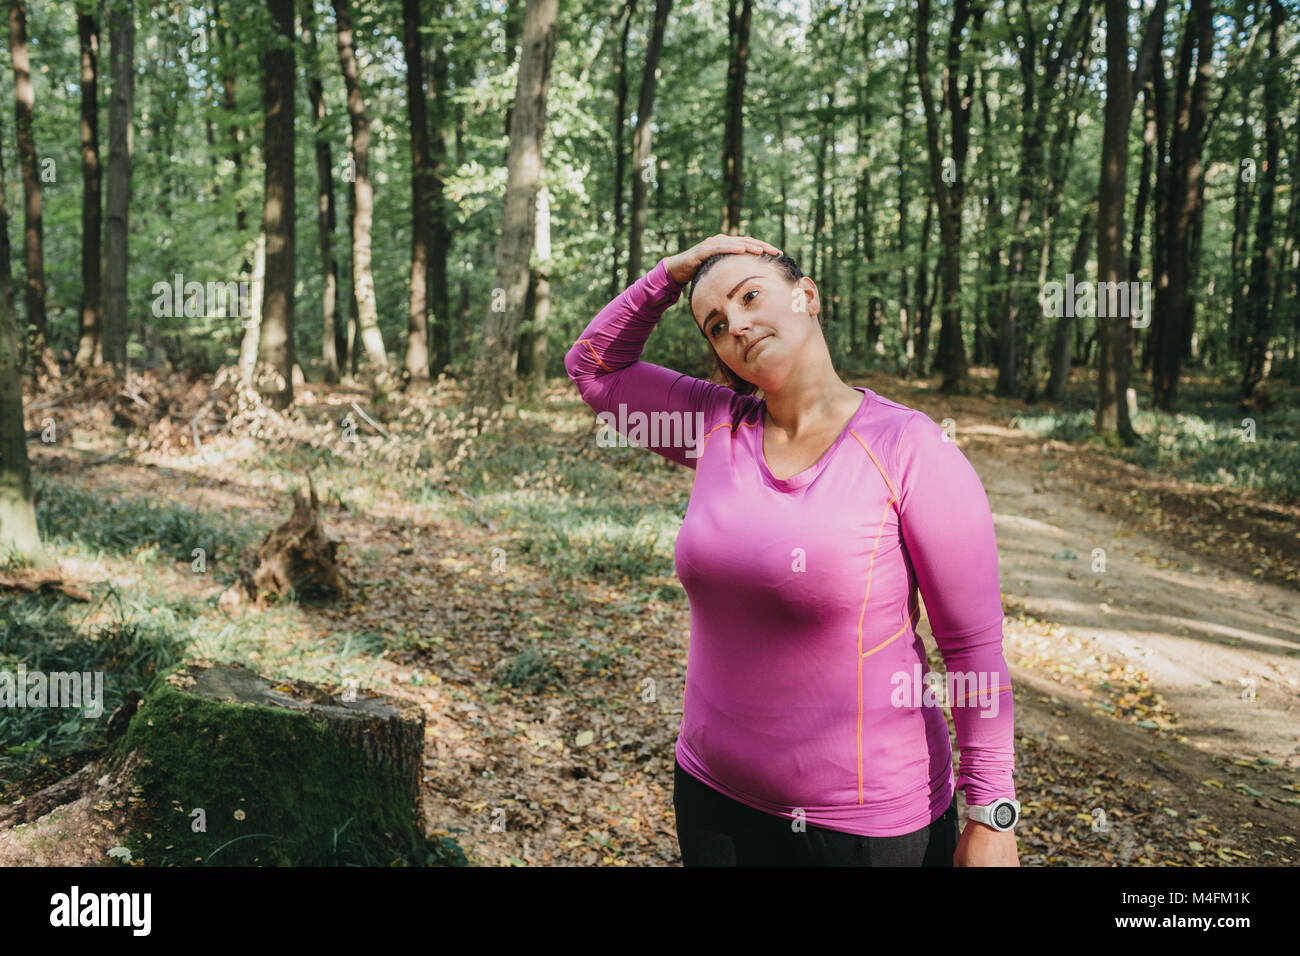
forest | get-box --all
[0,0,1297,868]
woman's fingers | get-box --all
[689,235,783,267]
[736,235,783,256]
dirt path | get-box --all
[878,376,1300,865]
[971,424,1300,764]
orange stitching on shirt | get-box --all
[847,430,901,500]
[947,683,1014,707]
[575,339,613,372]
[856,493,897,805]
[696,422,735,461]
[860,602,920,660]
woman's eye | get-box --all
[744,289,759,304]
[711,321,724,336]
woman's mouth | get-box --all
[745,335,770,360]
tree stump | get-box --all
[101,661,432,865]
[241,475,347,603]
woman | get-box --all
[564,234,1019,866]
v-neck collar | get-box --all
[757,387,870,491]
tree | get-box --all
[0,114,45,567]
[75,3,103,369]
[332,0,390,386]
[426,10,453,374]
[1094,0,1165,442]
[1095,0,1134,439]
[627,0,670,280]
[721,0,752,234]
[1045,200,1094,401]
[258,0,296,410]
[101,0,135,375]
[402,0,433,383]
[464,0,559,415]
[1240,0,1285,402]
[213,0,251,268]
[1151,0,1213,411]
[999,0,1088,398]
[915,0,970,392]
[8,0,47,366]
[609,0,635,296]
[303,0,342,384]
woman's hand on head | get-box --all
[664,234,783,286]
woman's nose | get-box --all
[728,312,753,339]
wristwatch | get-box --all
[967,798,1021,831]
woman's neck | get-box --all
[763,374,861,440]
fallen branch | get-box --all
[0,566,93,601]
[84,447,131,467]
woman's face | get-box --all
[690,256,820,389]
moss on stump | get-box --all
[107,661,431,866]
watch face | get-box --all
[994,804,1016,828]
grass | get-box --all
[1011,399,1300,501]
[0,588,189,786]
[494,641,564,694]
[34,477,259,580]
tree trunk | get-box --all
[258,0,296,411]
[720,0,753,234]
[8,0,46,361]
[1273,98,1299,366]
[1095,0,1138,442]
[101,0,134,376]
[1146,47,1171,377]
[813,87,831,283]
[332,0,390,386]
[346,179,359,378]
[1240,0,1284,403]
[610,0,635,297]
[915,0,968,391]
[977,66,1003,370]
[240,229,266,382]
[463,0,558,415]
[777,108,787,251]
[1128,77,1156,355]
[1152,0,1211,412]
[427,14,452,375]
[627,0,670,282]
[303,0,340,385]
[75,8,103,370]
[1046,202,1094,402]
[528,184,552,397]
[913,194,934,377]
[999,0,1090,397]
[0,111,45,566]
[402,0,432,384]
[897,48,913,371]
[1028,8,1094,400]
[213,1,249,268]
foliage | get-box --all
[0,589,188,783]
[1011,401,1300,501]
[34,477,256,576]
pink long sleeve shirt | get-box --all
[564,258,1017,837]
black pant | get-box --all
[674,760,959,866]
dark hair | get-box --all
[686,252,810,397]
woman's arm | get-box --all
[894,413,1017,825]
[563,258,740,469]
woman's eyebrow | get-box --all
[700,276,764,329]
